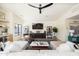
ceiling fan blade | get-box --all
[39,8,42,14]
[28,4,39,8]
[41,3,53,9]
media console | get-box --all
[30,33,46,38]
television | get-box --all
[32,23,43,29]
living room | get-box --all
[0,3,79,55]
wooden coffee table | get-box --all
[29,41,51,50]
[30,46,49,50]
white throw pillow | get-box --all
[56,41,75,52]
[0,42,4,49]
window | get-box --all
[15,24,22,35]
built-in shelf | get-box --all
[0,20,9,23]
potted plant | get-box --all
[52,27,58,36]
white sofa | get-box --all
[0,41,79,56]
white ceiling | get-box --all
[0,3,77,21]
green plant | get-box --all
[52,27,58,36]
[53,27,58,33]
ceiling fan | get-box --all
[28,3,53,14]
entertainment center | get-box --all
[30,32,46,38]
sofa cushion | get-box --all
[56,41,75,52]
[50,41,65,49]
[4,41,28,53]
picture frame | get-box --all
[46,26,52,33]
[23,26,29,35]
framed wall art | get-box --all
[23,26,29,35]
